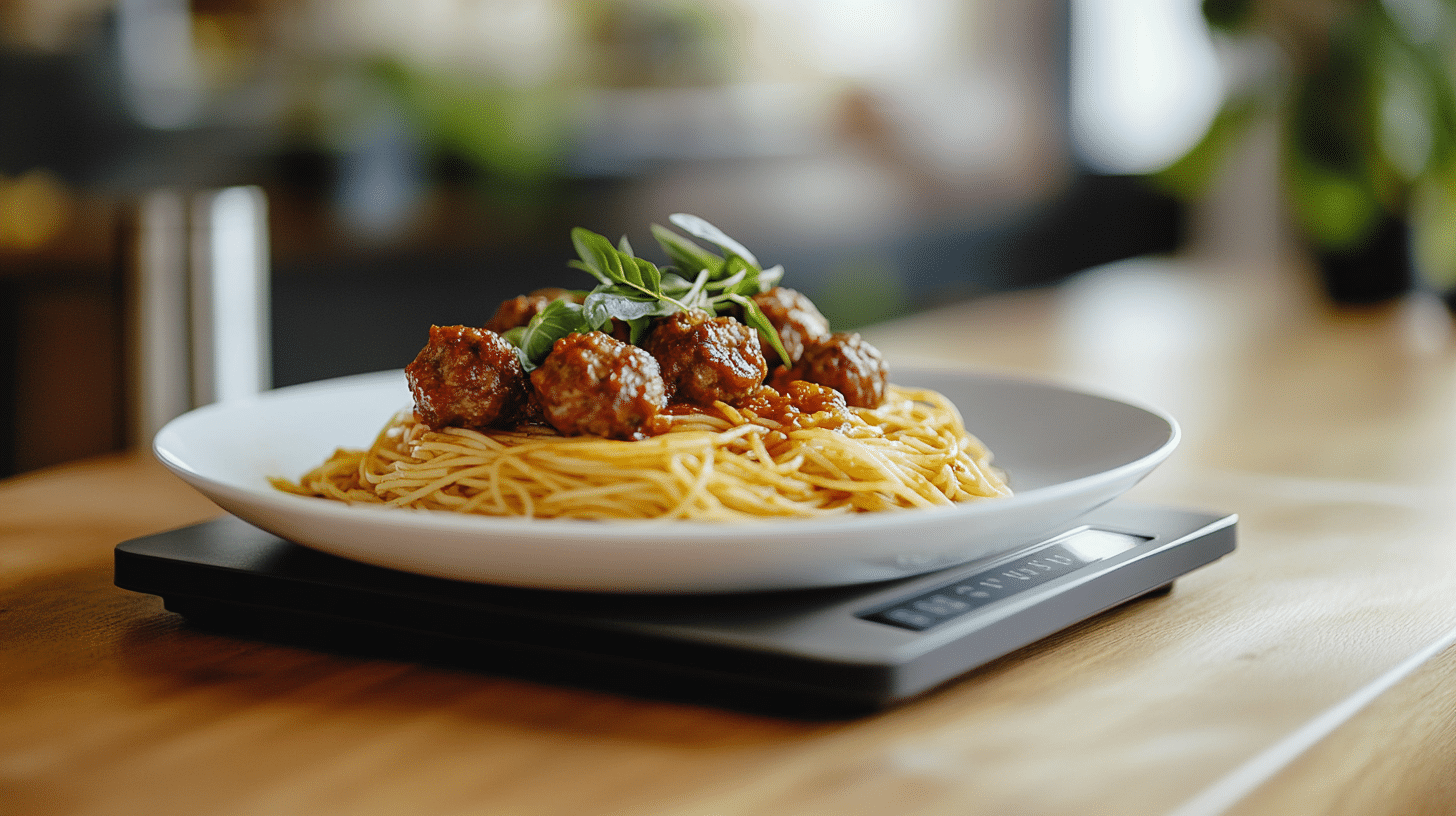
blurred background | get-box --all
[3,0,1452,477]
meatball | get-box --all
[782,378,849,415]
[406,325,531,430]
[643,310,768,406]
[530,331,667,440]
[752,287,830,367]
[483,288,581,334]
[737,381,848,428]
[781,332,889,408]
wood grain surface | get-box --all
[5,255,1456,815]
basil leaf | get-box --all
[657,271,696,295]
[515,299,589,369]
[633,256,662,293]
[570,228,615,285]
[651,223,723,278]
[668,213,759,269]
[679,269,710,309]
[582,291,666,327]
[571,226,672,301]
[603,241,631,286]
[724,292,790,366]
[574,228,634,286]
[560,217,783,360]
[608,243,642,288]
[626,315,653,345]
[567,258,606,283]
[712,258,755,296]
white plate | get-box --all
[154,368,1179,593]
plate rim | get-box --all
[152,366,1179,590]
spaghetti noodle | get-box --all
[273,384,1011,521]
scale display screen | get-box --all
[860,528,1149,631]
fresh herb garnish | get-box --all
[509,214,791,369]
[509,298,589,365]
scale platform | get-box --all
[115,503,1235,717]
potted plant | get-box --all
[1160,0,1456,305]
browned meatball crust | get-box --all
[779,332,889,408]
[643,310,768,406]
[530,331,667,440]
[752,287,830,367]
[406,325,531,430]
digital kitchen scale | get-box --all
[115,503,1234,717]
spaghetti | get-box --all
[273,384,1011,521]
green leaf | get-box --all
[514,299,589,369]
[668,213,759,269]
[619,255,643,288]
[679,269,711,309]
[569,228,615,285]
[651,223,723,278]
[582,291,670,327]
[725,292,790,366]
[633,256,662,293]
[719,257,760,296]
[572,227,637,287]
[570,226,671,300]
[657,271,696,295]
[626,316,653,345]
[558,217,785,359]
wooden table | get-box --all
[5,254,1456,815]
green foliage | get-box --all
[511,299,591,365]
[1152,92,1269,199]
[508,215,791,369]
[1412,157,1456,288]
[1169,0,1456,257]
[1200,0,1254,32]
